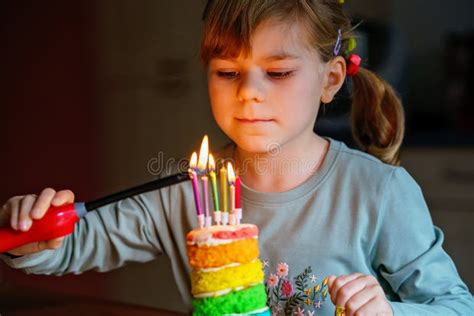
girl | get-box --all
[1,1,473,315]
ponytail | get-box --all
[350,67,405,166]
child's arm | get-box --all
[370,168,474,315]
[0,187,170,276]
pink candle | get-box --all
[191,170,202,216]
[202,175,210,218]
[235,175,241,209]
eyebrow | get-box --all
[262,53,301,61]
[213,53,300,63]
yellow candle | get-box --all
[220,165,228,212]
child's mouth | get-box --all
[236,118,274,124]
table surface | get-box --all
[3,300,186,316]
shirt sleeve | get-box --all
[0,188,169,275]
[371,167,474,315]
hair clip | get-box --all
[333,29,342,56]
[347,54,361,76]
[345,37,357,56]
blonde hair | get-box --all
[201,0,405,166]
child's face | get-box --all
[207,20,328,154]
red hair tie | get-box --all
[347,54,361,76]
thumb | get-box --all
[46,237,65,249]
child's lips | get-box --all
[236,118,274,124]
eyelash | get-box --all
[216,71,293,79]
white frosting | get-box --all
[193,282,262,298]
[195,259,258,273]
[187,224,258,247]
[197,262,242,273]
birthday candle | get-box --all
[202,176,210,219]
[227,162,236,225]
[189,152,202,216]
[208,154,220,211]
[227,162,235,213]
[197,135,210,221]
[235,173,241,209]
[220,165,228,212]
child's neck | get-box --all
[234,134,329,193]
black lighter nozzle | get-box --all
[84,172,191,211]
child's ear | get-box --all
[320,56,346,104]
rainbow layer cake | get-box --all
[186,223,270,316]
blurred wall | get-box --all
[0,0,112,305]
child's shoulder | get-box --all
[328,137,402,181]
[328,138,421,204]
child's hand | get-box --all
[327,273,393,316]
[0,188,74,256]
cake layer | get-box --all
[191,259,263,295]
[192,283,267,316]
[187,238,259,268]
[187,224,258,247]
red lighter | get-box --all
[0,203,86,253]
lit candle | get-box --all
[201,176,210,226]
[220,164,228,225]
[198,135,211,227]
[235,172,242,224]
[227,162,236,225]
[208,154,221,225]
[235,173,241,209]
[188,152,203,227]
[220,165,228,213]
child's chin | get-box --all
[235,137,281,155]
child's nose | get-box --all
[237,72,266,103]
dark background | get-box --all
[0,0,473,314]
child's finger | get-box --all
[9,198,21,231]
[17,195,36,231]
[327,275,337,289]
[7,237,66,256]
[329,273,364,304]
[8,240,45,256]
[30,188,56,219]
[51,190,75,207]
[344,284,381,316]
[46,237,65,249]
[334,276,367,310]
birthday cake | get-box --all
[186,223,270,316]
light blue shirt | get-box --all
[2,138,473,315]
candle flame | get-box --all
[190,152,198,169]
[209,153,215,171]
[227,162,235,184]
[197,135,209,171]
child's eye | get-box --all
[267,71,293,79]
[217,71,239,79]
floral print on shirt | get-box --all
[263,261,330,316]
